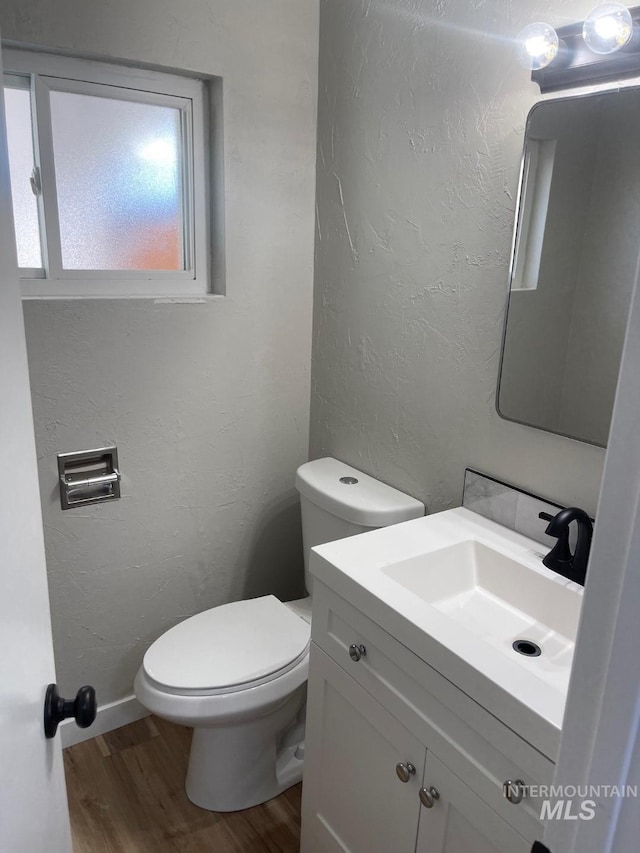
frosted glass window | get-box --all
[4,86,42,268]
[2,48,210,297]
[49,91,184,271]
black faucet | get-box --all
[539,508,593,586]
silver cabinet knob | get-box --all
[503,780,526,805]
[395,762,416,783]
[502,779,526,806]
[419,786,440,808]
[349,643,366,662]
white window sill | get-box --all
[20,277,222,301]
[21,290,224,303]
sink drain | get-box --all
[512,639,542,657]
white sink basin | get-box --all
[383,539,580,670]
[310,507,585,758]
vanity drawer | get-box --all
[311,581,554,842]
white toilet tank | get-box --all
[295,457,425,595]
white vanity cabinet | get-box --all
[415,753,530,853]
[302,646,425,853]
[301,582,555,853]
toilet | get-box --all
[134,457,424,811]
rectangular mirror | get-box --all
[497,88,639,447]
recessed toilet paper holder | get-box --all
[57,446,121,510]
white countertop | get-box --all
[310,507,584,760]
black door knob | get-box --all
[44,683,97,739]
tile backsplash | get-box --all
[462,469,567,550]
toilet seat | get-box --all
[142,595,310,697]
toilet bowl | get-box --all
[134,594,310,811]
[134,457,424,812]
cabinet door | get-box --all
[416,753,531,853]
[301,645,425,853]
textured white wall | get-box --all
[1,0,319,704]
[310,0,605,517]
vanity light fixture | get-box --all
[519,4,640,92]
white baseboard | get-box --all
[60,693,149,749]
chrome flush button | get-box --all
[339,476,359,484]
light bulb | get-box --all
[583,3,633,54]
[517,22,560,70]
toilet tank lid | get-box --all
[295,457,424,527]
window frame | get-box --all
[510,137,557,293]
[3,48,210,299]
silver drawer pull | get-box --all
[503,779,526,805]
[395,762,416,783]
[419,786,440,808]
[349,643,366,662]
